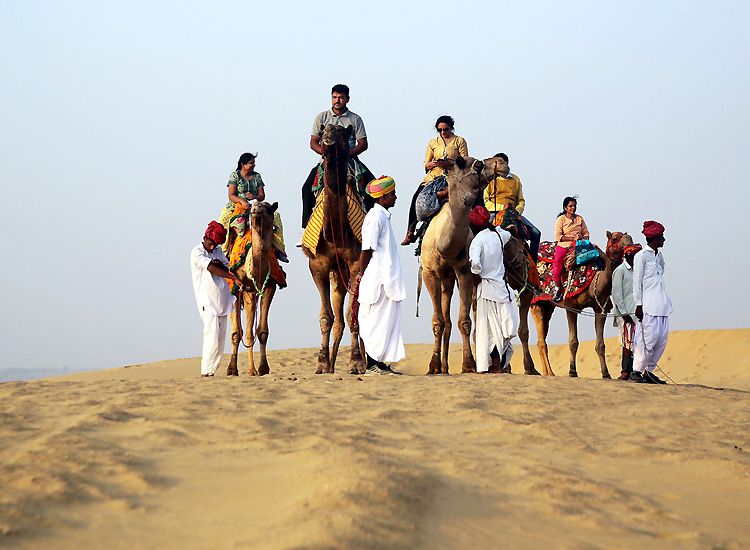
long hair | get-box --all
[557,195,578,218]
[236,152,258,172]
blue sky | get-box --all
[1,0,748,374]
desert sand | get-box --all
[1,329,748,549]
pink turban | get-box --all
[469,205,491,227]
[642,221,665,239]
[204,221,227,244]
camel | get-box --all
[530,231,633,378]
[419,156,486,374]
[302,124,366,375]
[226,201,279,376]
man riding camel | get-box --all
[483,153,541,263]
[299,84,375,237]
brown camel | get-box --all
[302,124,366,375]
[419,156,486,374]
[530,231,633,378]
[226,201,279,376]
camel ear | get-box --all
[606,231,612,239]
[270,202,278,213]
[455,156,466,170]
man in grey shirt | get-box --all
[611,243,641,380]
[301,84,374,229]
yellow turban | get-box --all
[366,175,396,198]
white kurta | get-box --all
[632,247,672,374]
[469,227,519,372]
[358,203,406,363]
[191,244,235,375]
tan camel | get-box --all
[530,231,633,378]
[419,156,486,374]
[302,124,366,375]
[226,201,279,376]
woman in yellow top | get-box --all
[552,196,590,301]
[401,115,469,245]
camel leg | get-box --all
[256,286,275,376]
[566,309,579,378]
[423,269,444,375]
[328,274,347,374]
[246,293,258,376]
[310,261,333,374]
[347,261,365,375]
[594,311,611,379]
[456,271,476,374]
[440,277,455,374]
[227,298,241,376]
[518,291,540,375]
[531,303,555,376]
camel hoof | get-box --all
[568,370,578,378]
[248,369,258,376]
[226,366,239,376]
[258,365,270,376]
[525,368,541,376]
[315,368,324,375]
[602,372,612,379]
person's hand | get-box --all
[623,315,635,325]
[426,161,438,170]
[244,192,255,201]
[241,199,251,208]
[351,273,362,296]
[635,305,643,322]
[436,188,449,200]
[472,274,482,286]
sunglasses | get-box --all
[437,127,452,133]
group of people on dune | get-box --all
[190,84,673,384]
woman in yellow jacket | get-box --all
[401,115,469,245]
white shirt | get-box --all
[469,227,513,303]
[632,247,673,316]
[359,203,406,304]
[190,244,235,316]
[612,261,636,326]
[311,108,367,149]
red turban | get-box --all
[623,243,642,255]
[469,205,491,227]
[642,220,665,238]
[204,221,227,244]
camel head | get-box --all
[502,235,530,290]
[250,201,278,235]
[320,123,352,152]
[605,231,633,266]
[447,156,485,209]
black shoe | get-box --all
[380,364,402,375]
[629,371,646,383]
[645,371,667,384]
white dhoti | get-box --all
[200,310,228,375]
[633,314,669,374]
[358,289,405,363]
[475,298,519,373]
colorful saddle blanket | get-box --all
[227,231,287,293]
[532,241,603,303]
[302,185,366,256]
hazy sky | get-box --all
[1,1,748,374]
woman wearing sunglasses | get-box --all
[401,115,469,245]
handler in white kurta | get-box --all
[355,176,406,373]
[631,220,672,384]
[468,205,519,373]
[190,221,245,377]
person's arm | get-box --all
[580,217,590,239]
[353,215,379,294]
[554,216,564,242]
[207,259,246,290]
[349,137,368,157]
[632,252,644,321]
[457,136,469,159]
[515,177,525,214]
[424,140,438,172]
[611,268,627,317]
[310,135,326,156]
[254,174,265,202]
[469,236,483,285]
[228,184,250,208]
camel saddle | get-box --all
[302,186,365,256]
[532,241,604,303]
[227,231,287,292]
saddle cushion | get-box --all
[532,240,603,303]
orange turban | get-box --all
[623,243,642,255]
[204,221,227,244]
[469,205,491,227]
[366,175,396,198]
[642,220,665,238]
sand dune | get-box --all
[1,329,748,548]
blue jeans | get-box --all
[521,215,541,263]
